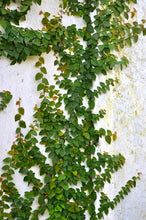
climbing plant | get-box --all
[0,0,145,219]
[0,91,12,111]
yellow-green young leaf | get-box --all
[83,132,90,140]
[35,61,41,67]
[58,174,66,181]
[113,133,117,141]
[18,107,24,115]
[20,6,29,12]
[59,131,64,136]
[15,114,21,121]
[72,171,77,176]
[44,12,50,17]
[39,57,45,64]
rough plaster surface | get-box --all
[0,1,146,219]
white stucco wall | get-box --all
[0,1,146,219]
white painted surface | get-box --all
[0,1,146,219]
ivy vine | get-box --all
[0,91,12,111]
[0,0,145,219]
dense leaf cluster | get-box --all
[0,0,41,24]
[0,0,145,219]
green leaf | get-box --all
[2,165,9,170]
[105,135,111,144]
[16,127,21,134]
[42,78,49,85]
[98,45,105,51]
[61,183,68,190]
[0,20,8,29]
[30,130,37,136]
[98,212,103,219]
[8,182,15,188]
[124,12,129,19]
[19,168,28,174]
[58,174,66,181]
[88,100,95,109]
[143,28,146,36]
[109,44,115,51]
[15,114,21,121]
[126,38,132,46]
[99,128,106,135]
[50,85,55,90]
[19,120,26,128]
[54,60,59,65]
[133,35,138,43]
[42,17,49,25]
[18,107,24,115]
[33,38,41,46]
[88,205,95,215]
[107,130,112,136]
[4,204,9,209]
[104,207,109,215]
[44,33,51,40]
[1,8,7,15]
[40,67,47,74]
[44,175,51,184]
[35,72,43,80]
[21,6,29,12]
[31,216,39,220]
[25,191,34,199]
[3,157,12,163]
[37,83,45,91]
